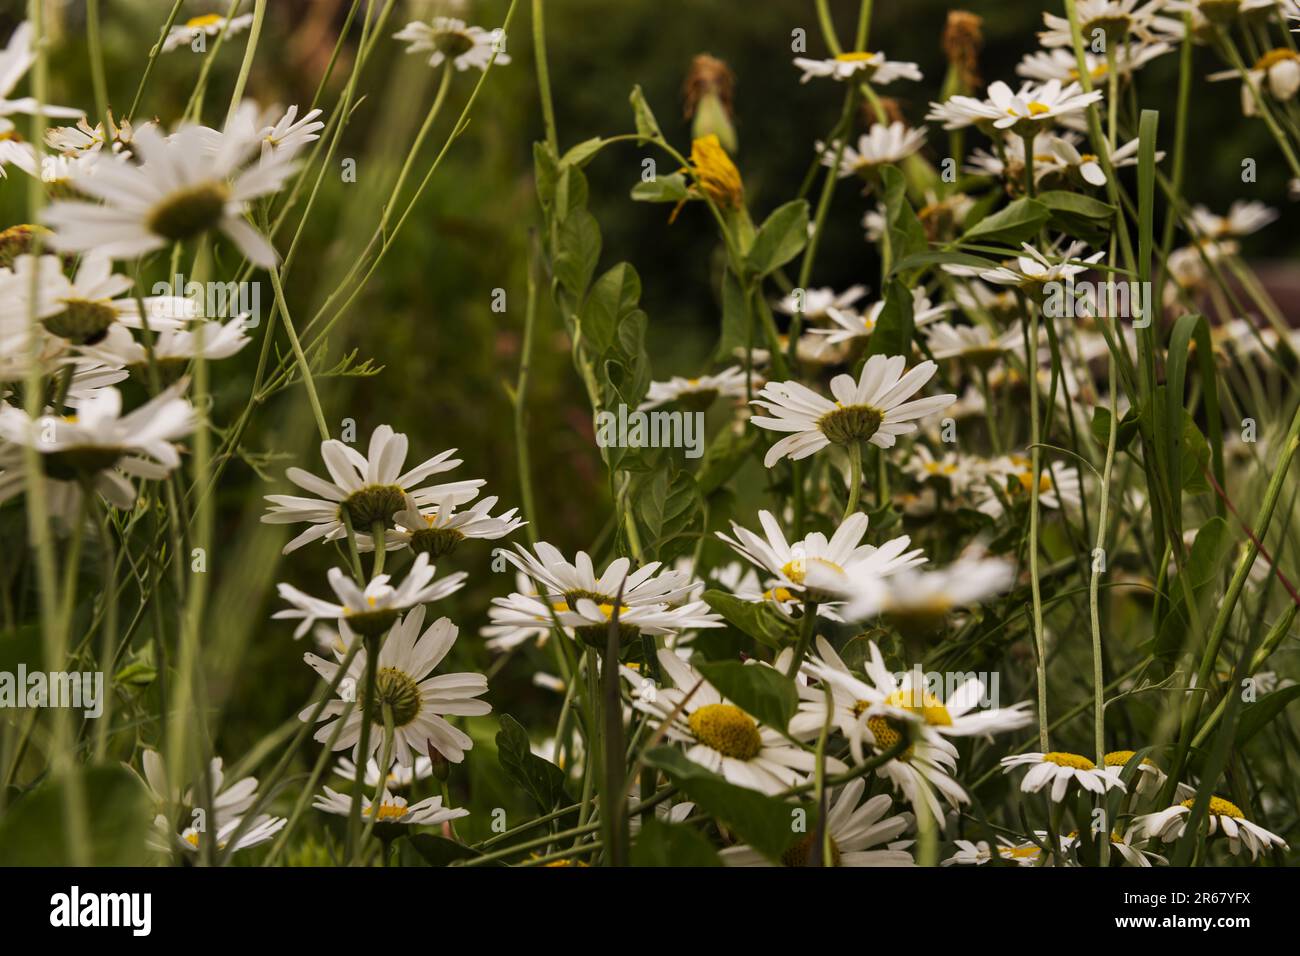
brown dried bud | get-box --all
[683,54,734,120]
[942,11,984,90]
[427,742,451,782]
[684,54,738,153]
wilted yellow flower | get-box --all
[686,134,743,209]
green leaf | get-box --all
[631,172,689,204]
[1178,411,1211,495]
[697,426,758,496]
[495,713,569,814]
[408,834,489,866]
[890,249,999,276]
[580,262,641,355]
[1236,685,1300,747]
[744,200,809,277]
[629,85,663,141]
[881,165,928,276]
[0,766,150,865]
[866,279,915,360]
[959,197,1050,246]
[702,589,794,651]
[695,659,798,730]
[560,137,605,169]
[1150,517,1232,666]
[630,818,723,866]
[1090,406,1140,452]
[553,209,601,301]
[642,747,807,861]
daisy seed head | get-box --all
[781,832,842,867]
[374,666,423,726]
[145,180,231,242]
[688,703,762,760]
[342,483,407,529]
[44,298,118,344]
[817,403,884,445]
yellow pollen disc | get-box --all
[885,688,952,726]
[780,556,843,585]
[835,51,875,63]
[1255,49,1300,71]
[1000,844,1040,859]
[1181,795,1244,819]
[924,461,957,475]
[368,802,407,822]
[595,603,631,619]
[1026,101,1052,116]
[687,703,762,760]
[186,14,224,28]
[184,832,200,847]
[1015,471,1054,494]
[1103,750,1153,768]
[1043,751,1095,770]
[763,587,796,603]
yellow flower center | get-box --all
[1026,101,1052,117]
[1000,844,1041,860]
[762,587,796,603]
[1180,795,1244,819]
[1254,48,1300,71]
[835,51,876,63]
[1043,751,1095,770]
[1103,749,1153,768]
[780,556,843,585]
[687,703,762,760]
[185,14,224,28]
[368,802,408,822]
[885,688,953,726]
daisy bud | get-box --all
[941,11,983,91]
[427,743,451,782]
[683,54,738,153]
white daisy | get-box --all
[1000,751,1126,802]
[480,571,553,653]
[261,424,484,554]
[820,122,927,177]
[301,605,489,764]
[625,647,836,795]
[274,552,467,639]
[924,321,1022,364]
[751,354,957,466]
[80,317,250,370]
[975,454,1083,517]
[931,80,1103,134]
[774,285,868,321]
[364,492,524,557]
[1039,1,1179,48]
[162,13,254,53]
[942,837,1049,866]
[0,380,194,509]
[43,102,296,267]
[258,105,325,160]
[638,366,752,410]
[313,786,468,826]
[721,779,915,867]
[170,813,285,855]
[1103,749,1167,797]
[811,288,954,348]
[947,241,1105,290]
[393,17,510,72]
[0,21,82,124]
[502,541,699,610]
[1017,44,1172,84]
[793,52,922,85]
[334,755,435,790]
[1059,828,1167,866]
[788,639,970,820]
[1188,200,1278,239]
[840,556,1018,623]
[717,510,926,603]
[1129,796,1288,859]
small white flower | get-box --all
[751,354,957,466]
[774,284,868,321]
[721,778,915,867]
[639,366,752,410]
[819,122,927,177]
[258,105,325,160]
[793,51,922,85]
[928,80,1103,133]
[1018,43,1172,84]
[1000,751,1126,802]
[1188,200,1278,239]
[625,648,836,794]
[366,492,525,557]
[162,13,254,53]
[334,755,435,790]
[274,552,467,639]
[301,605,489,764]
[393,17,510,72]
[840,557,1018,622]
[947,241,1105,289]
[43,103,296,267]
[261,424,484,554]
[81,317,250,368]
[313,786,468,826]
[1039,1,1179,49]
[924,321,1022,363]
[1129,795,1288,859]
